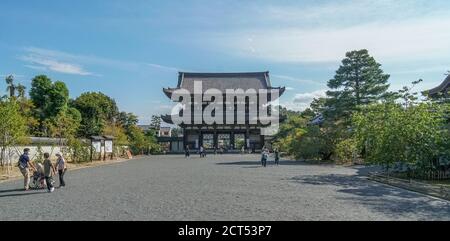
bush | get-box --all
[335,138,358,164]
[352,102,450,176]
[273,116,337,161]
[67,138,91,162]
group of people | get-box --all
[260,147,280,167]
[184,144,280,167]
[18,148,67,193]
[184,146,216,158]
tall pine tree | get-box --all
[325,49,390,120]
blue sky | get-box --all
[1,0,450,124]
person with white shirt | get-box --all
[55,153,67,188]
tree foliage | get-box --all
[117,111,138,134]
[273,49,450,175]
[0,100,29,166]
[150,115,161,130]
[30,75,69,121]
[102,122,128,145]
[71,92,119,137]
[352,102,449,176]
[128,125,150,155]
[44,107,82,145]
[325,49,390,121]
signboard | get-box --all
[105,140,113,153]
[92,141,101,153]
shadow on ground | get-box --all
[0,188,47,198]
[289,173,450,220]
[0,188,24,193]
[216,159,315,166]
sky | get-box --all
[1,0,449,124]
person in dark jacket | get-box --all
[185,145,190,158]
[274,148,280,166]
[18,148,36,190]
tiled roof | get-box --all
[426,74,450,96]
[177,71,271,91]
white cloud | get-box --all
[23,65,47,71]
[210,17,450,63]
[272,74,324,86]
[20,47,96,76]
[259,0,443,27]
[281,89,327,111]
[0,73,26,79]
[20,46,186,76]
[285,87,294,91]
[147,63,180,72]
[21,54,94,76]
[389,65,450,75]
[201,1,450,64]
[293,90,326,103]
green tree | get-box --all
[30,75,53,120]
[117,111,138,133]
[48,81,69,115]
[128,125,150,155]
[326,49,390,121]
[0,100,28,167]
[44,107,81,146]
[3,77,37,133]
[5,75,15,98]
[71,92,119,137]
[353,102,449,177]
[144,129,161,154]
[29,75,70,134]
[16,84,26,99]
[17,98,39,136]
[102,122,128,145]
[396,79,423,108]
[150,115,161,130]
[308,97,327,117]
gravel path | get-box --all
[1,154,450,220]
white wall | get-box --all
[2,146,65,164]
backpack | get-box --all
[17,154,27,169]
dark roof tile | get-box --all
[178,71,271,91]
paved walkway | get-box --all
[1,154,450,220]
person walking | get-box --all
[18,148,36,190]
[185,145,190,158]
[274,148,280,166]
[202,146,206,157]
[43,153,56,193]
[199,145,204,158]
[261,147,268,167]
[55,153,66,188]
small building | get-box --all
[90,135,115,160]
[159,126,172,137]
[161,71,285,152]
[425,74,450,99]
[157,136,184,153]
